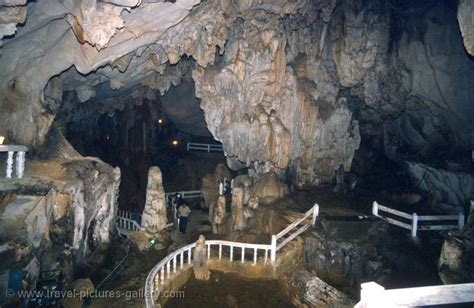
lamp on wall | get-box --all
[0,135,4,145]
[172,139,179,146]
[157,117,164,124]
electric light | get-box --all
[0,136,4,145]
[158,118,163,124]
[172,139,178,146]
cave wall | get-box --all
[0,0,473,186]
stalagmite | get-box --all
[193,235,210,281]
[231,187,246,231]
[141,166,168,234]
[212,195,226,234]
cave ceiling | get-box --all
[1,0,473,184]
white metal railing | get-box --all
[186,142,223,153]
[145,203,320,307]
[372,201,464,237]
[117,210,142,221]
[0,144,28,179]
[355,281,474,307]
[165,190,203,200]
[116,215,141,238]
[271,204,319,262]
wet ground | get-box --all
[164,270,294,308]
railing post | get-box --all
[372,201,379,217]
[253,248,257,265]
[187,143,190,151]
[207,244,211,259]
[271,235,276,263]
[312,204,319,226]
[458,213,465,229]
[230,246,233,261]
[16,151,25,178]
[411,213,418,238]
[207,144,210,152]
[219,244,222,260]
[6,151,13,179]
[188,248,192,264]
[241,247,245,263]
[359,281,386,308]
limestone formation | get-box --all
[0,0,472,186]
[231,187,246,231]
[458,0,474,56]
[202,174,218,220]
[203,163,230,221]
[212,195,226,234]
[0,154,120,287]
[233,174,253,205]
[141,166,168,234]
[214,163,231,183]
[193,235,210,281]
[247,196,259,210]
[253,172,287,203]
[406,162,474,213]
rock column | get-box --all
[141,166,168,234]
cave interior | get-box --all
[0,0,473,307]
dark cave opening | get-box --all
[56,76,225,213]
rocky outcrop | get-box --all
[405,161,474,213]
[0,155,120,287]
[438,201,474,284]
[0,0,200,146]
[286,270,354,307]
[458,0,474,56]
[0,0,27,45]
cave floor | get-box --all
[86,188,377,308]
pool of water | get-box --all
[164,270,294,308]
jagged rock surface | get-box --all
[0,0,472,186]
[405,162,474,213]
[458,0,474,56]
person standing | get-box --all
[178,202,191,234]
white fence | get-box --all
[372,201,464,237]
[116,216,141,238]
[356,281,474,307]
[271,205,319,262]
[186,142,223,153]
[165,190,203,200]
[145,203,320,307]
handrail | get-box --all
[356,281,474,307]
[95,245,130,291]
[116,216,141,238]
[145,240,273,307]
[165,190,203,199]
[145,203,319,307]
[186,142,223,153]
[372,201,464,237]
